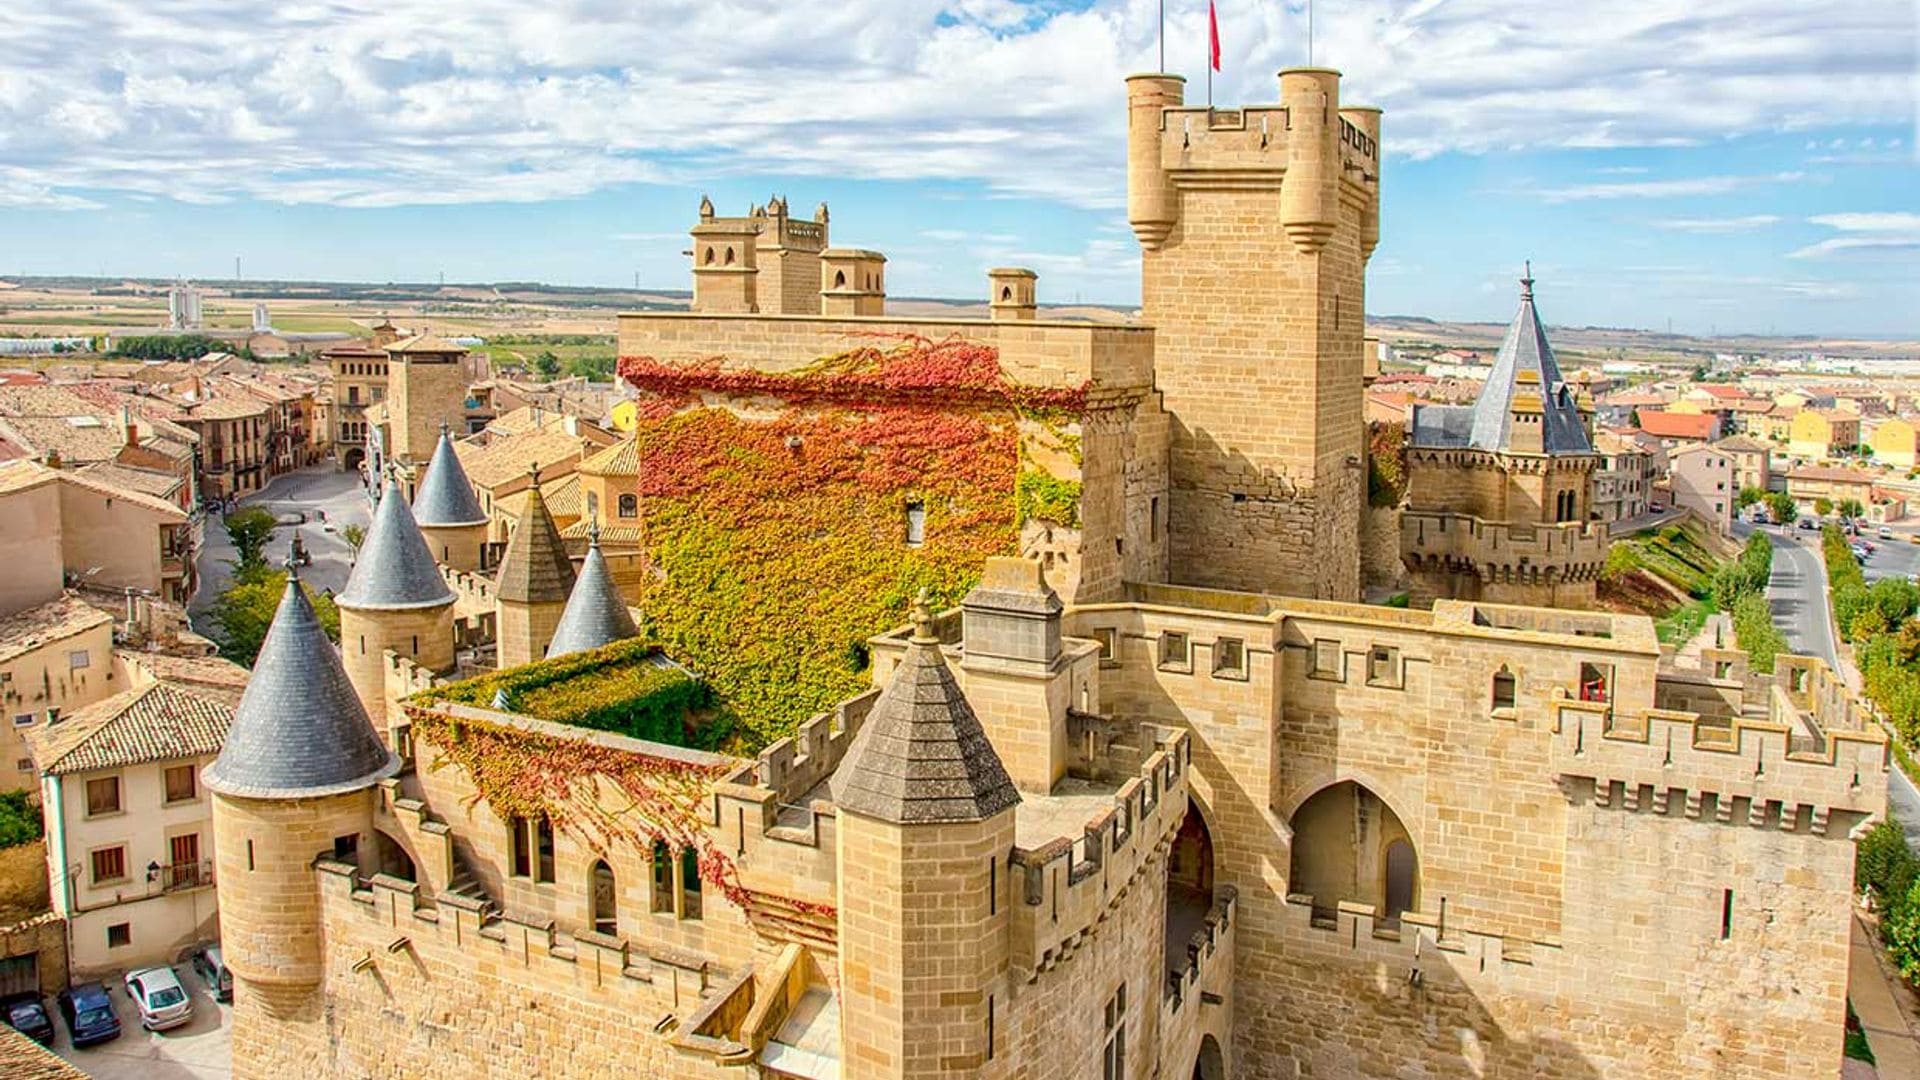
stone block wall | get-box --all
[340,602,454,723]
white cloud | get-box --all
[1537,172,1804,203]
[1652,214,1781,233]
[0,0,1910,211]
[1790,212,1920,259]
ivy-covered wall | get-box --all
[617,336,1086,748]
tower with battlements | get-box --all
[1402,273,1604,607]
[1128,68,1380,601]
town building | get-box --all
[1713,434,1774,496]
[1402,272,1605,608]
[0,459,196,606]
[1664,443,1735,533]
[205,67,1884,1080]
[1786,464,1876,516]
[30,674,236,975]
[1590,428,1658,524]
[0,596,116,791]
[1789,409,1862,461]
[321,320,400,472]
[1634,408,1721,450]
[1871,416,1920,471]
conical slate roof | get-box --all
[337,478,457,610]
[546,530,640,659]
[204,569,399,799]
[495,480,576,604]
[413,427,487,527]
[831,598,1019,825]
[1466,271,1592,455]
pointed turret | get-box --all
[494,470,578,667]
[336,478,457,722]
[412,424,490,570]
[205,566,399,799]
[832,593,1018,824]
[546,523,639,659]
[1466,268,1592,456]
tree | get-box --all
[0,789,43,848]
[1815,497,1834,518]
[1840,497,1866,520]
[1765,491,1797,525]
[223,507,278,569]
[532,351,561,380]
[208,569,340,665]
[341,523,366,563]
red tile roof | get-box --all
[1634,411,1719,440]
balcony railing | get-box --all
[155,859,214,893]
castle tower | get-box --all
[204,566,399,1032]
[412,423,489,571]
[493,473,577,667]
[754,195,831,315]
[1401,272,1605,607]
[831,594,1019,1079]
[545,523,639,659]
[690,212,760,314]
[1127,68,1382,601]
[385,334,471,465]
[958,556,1068,793]
[819,249,886,316]
[335,477,457,724]
[987,267,1038,321]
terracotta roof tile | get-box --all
[27,681,231,775]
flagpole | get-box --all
[1308,0,1314,66]
[1159,0,1165,71]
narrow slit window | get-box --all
[1492,666,1517,711]
[1720,888,1733,940]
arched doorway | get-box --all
[373,830,415,882]
[1165,803,1215,980]
[590,860,617,936]
[342,447,365,472]
[1191,1034,1225,1080]
[1287,781,1418,924]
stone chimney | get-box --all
[987,268,1038,321]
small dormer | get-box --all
[988,267,1038,322]
[820,248,887,317]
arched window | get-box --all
[590,859,617,936]
[1000,286,1013,301]
[833,270,847,289]
[702,247,715,266]
[1492,665,1517,710]
[617,494,639,519]
[723,247,735,266]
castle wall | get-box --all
[339,603,454,725]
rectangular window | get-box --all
[11,714,30,728]
[651,841,673,913]
[90,845,127,885]
[1310,639,1343,680]
[333,834,358,862]
[1367,645,1401,688]
[45,708,57,724]
[1492,668,1517,711]
[14,759,29,773]
[67,650,89,670]
[1212,637,1247,680]
[1578,661,1612,704]
[164,765,197,804]
[85,776,121,817]
[107,923,131,949]
[1092,627,1118,666]
[1157,631,1191,673]
[1720,888,1734,940]
[1101,984,1127,1080]
[536,816,556,884]
[170,833,202,888]
[509,815,531,878]
[904,500,926,547]
[680,845,702,919]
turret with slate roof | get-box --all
[832,591,1018,1077]
[545,521,640,659]
[336,477,458,723]
[494,466,578,667]
[206,559,399,1017]
[413,422,490,571]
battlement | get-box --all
[1008,727,1192,981]
[1164,885,1235,1011]
[1402,511,1611,580]
[1548,675,1887,826]
[1278,891,1562,995]
[1151,102,1379,190]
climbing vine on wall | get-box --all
[617,336,1088,748]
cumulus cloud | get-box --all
[0,0,1911,211]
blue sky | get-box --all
[0,0,1913,336]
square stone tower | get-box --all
[1128,69,1381,601]
[385,335,471,465]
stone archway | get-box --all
[1192,1034,1225,1080]
[1165,802,1216,981]
[342,447,365,472]
[372,830,415,882]
[1287,780,1418,922]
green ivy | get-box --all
[1016,469,1082,527]
[414,639,716,747]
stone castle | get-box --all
[203,67,1887,1079]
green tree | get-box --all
[563,355,617,381]
[1815,496,1834,517]
[1840,497,1866,519]
[0,789,44,848]
[208,569,340,665]
[1765,491,1797,525]
[532,351,561,380]
[341,523,366,563]
[1883,878,1920,983]
[223,507,279,569]
[1734,486,1764,510]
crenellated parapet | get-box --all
[1008,726,1192,981]
[1402,510,1609,588]
[1548,689,1887,830]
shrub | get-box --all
[413,638,715,747]
[0,790,42,848]
[1858,819,1919,905]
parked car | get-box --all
[0,991,54,1045]
[190,944,232,1003]
[124,965,193,1031]
[1798,517,1818,530]
[55,982,121,1047]
[1880,526,1895,540]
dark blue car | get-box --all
[0,991,54,1046]
[55,982,120,1047]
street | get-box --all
[188,467,372,621]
